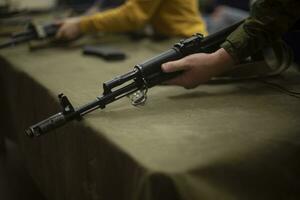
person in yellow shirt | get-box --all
[56,0,207,40]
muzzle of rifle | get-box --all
[25,112,67,137]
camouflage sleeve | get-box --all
[220,0,300,63]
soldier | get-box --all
[162,0,300,89]
[55,0,207,40]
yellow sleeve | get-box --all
[79,0,162,33]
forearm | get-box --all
[221,0,300,63]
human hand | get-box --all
[161,48,235,89]
[55,17,82,41]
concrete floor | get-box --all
[0,139,46,200]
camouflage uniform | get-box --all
[221,0,300,63]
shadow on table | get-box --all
[179,129,300,199]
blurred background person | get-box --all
[199,0,250,33]
[55,0,207,41]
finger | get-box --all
[65,31,75,40]
[164,71,199,89]
[164,73,189,87]
[166,77,197,89]
[55,28,65,39]
[161,58,188,73]
[54,22,63,26]
[53,20,64,26]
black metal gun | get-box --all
[0,22,59,49]
[25,21,243,137]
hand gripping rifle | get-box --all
[25,21,243,137]
[0,22,59,49]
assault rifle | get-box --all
[25,21,243,137]
[0,22,59,49]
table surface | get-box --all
[1,34,300,200]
